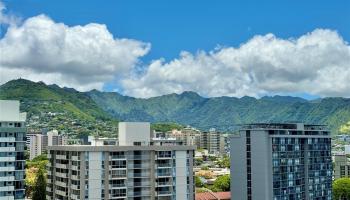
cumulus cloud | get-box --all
[0,1,20,25]
[122,29,350,98]
[0,12,150,91]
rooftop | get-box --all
[195,192,231,200]
[240,123,329,131]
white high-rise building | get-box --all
[0,100,26,199]
[46,122,195,200]
[26,130,67,160]
[26,133,44,160]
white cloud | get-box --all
[0,13,150,91]
[0,1,20,25]
[122,29,350,98]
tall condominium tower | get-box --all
[46,122,195,200]
[0,100,26,199]
[230,123,332,200]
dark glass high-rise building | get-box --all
[230,123,332,200]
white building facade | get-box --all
[0,100,26,199]
[46,122,195,200]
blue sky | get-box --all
[5,0,349,61]
[1,0,349,98]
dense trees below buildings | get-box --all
[333,178,350,200]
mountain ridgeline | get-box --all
[1,79,350,135]
[88,90,350,134]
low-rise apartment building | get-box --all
[334,154,350,179]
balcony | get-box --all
[128,172,150,178]
[0,137,15,142]
[156,172,172,178]
[0,176,14,181]
[155,155,173,160]
[0,185,14,192]
[128,181,150,187]
[55,172,67,178]
[70,194,80,199]
[56,181,68,188]
[0,147,15,152]
[155,190,172,196]
[71,175,80,180]
[155,182,173,187]
[55,189,68,197]
[128,163,150,169]
[0,167,15,171]
[71,156,80,161]
[110,183,127,188]
[128,155,150,160]
[156,163,172,168]
[0,156,15,162]
[55,163,68,169]
[56,155,67,160]
[110,155,126,160]
[109,174,127,179]
[128,190,151,197]
[71,184,80,190]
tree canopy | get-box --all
[333,178,350,200]
[212,174,230,192]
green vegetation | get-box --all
[0,79,118,137]
[32,169,47,200]
[25,154,48,198]
[217,156,230,168]
[195,176,204,187]
[195,157,204,166]
[211,175,230,192]
[89,89,350,134]
[151,122,183,132]
[333,178,350,200]
[2,79,350,135]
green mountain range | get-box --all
[0,79,117,137]
[88,90,350,134]
[1,79,350,135]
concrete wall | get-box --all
[345,145,350,155]
[251,130,272,199]
[118,122,151,146]
[230,133,247,200]
[175,151,187,200]
[88,152,103,199]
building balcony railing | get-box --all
[109,174,127,179]
[0,156,16,162]
[128,181,150,187]
[128,163,150,169]
[56,155,67,160]
[55,172,67,178]
[71,156,80,161]
[110,184,127,188]
[156,173,172,177]
[156,163,172,168]
[110,155,126,160]
[128,155,150,160]
[155,182,173,187]
[155,190,172,196]
[55,163,68,169]
[128,172,150,178]
[128,190,151,197]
